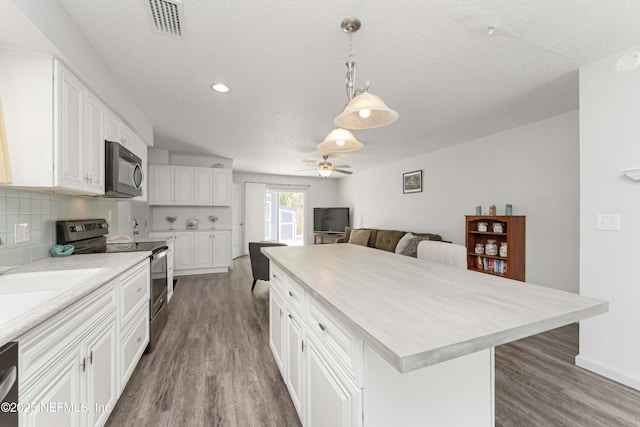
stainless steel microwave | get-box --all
[105,140,143,198]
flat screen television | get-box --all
[313,207,350,233]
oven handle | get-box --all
[152,249,168,261]
[0,365,16,402]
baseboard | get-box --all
[575,354,640,391]
[174,267,229,277]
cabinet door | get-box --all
[174,232,194,270]
[305,338,362,427]
[149,165,175,205]
[286,309,305,421]
[85,313,118,427]
[212,230,231,268]
[85,93,105,194]
[212,169,232,206]
[104,109,121,142]
[193,231,213,269]
[21,346,84,427]
[193,168,213,205]
[174,166,194,205]
[56,63,85,191]
[269,289,286,377]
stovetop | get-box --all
[56,219,167,255]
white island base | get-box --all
[363,345,493,426]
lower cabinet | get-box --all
[19,260,150,427]
[269,263,362,427]
[305,337,361,427]
[149,230,231,275]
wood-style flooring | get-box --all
[107,256,640,427]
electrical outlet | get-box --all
[596,214,621,231]
[14,223,30,243]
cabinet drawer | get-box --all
[285,276,305,315]
[270,263,287,296]
[120,261,150,326]
[120,305,149,389]
[306,297,363,386]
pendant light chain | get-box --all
[345,29,357,102]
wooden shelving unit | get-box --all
[465,215,526,282]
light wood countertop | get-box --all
[263,244,608,373]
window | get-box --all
[265,189,305,246]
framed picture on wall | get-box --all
[403,170,422,194]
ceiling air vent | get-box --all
[148,0,183,37]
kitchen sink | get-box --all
[0,268,105,324]
[0,268,105,295]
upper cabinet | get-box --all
[149,165,232,206]
[0,48,147,196]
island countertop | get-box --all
[263,244,608,373]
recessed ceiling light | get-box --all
[211,83,229,93]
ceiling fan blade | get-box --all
[333,169,353,175]
[295,168,318,172]
[332,164,351,168]
[303,159,317,164]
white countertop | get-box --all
[263,244,608,373]
[0,252,150,347]
[149,228,231,232]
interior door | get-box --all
[233,183,243,258]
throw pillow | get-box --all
[401,235,431,257]
[349,229,371,246]
[395,232,414,254]
[343,226,353,242]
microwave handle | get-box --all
[133,163,143,190]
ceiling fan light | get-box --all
[318,169,332,178]
[334,92,399,130]
[317,128,364,153]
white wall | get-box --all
[576,46,640,391]
[234,172,341,246]
[338,111,580,293]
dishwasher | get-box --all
[0,341,18,427]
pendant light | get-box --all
[317,128,363,153]
[333,18,399,130]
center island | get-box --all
[262,243,607,427]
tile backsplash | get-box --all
[0,188,118,266]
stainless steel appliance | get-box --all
[56,219,168,352]
[0,342,18,427]
[104,140,143,198]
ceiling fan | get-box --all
[299,155,353,177]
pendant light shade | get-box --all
[318,167,332,178]
[334,92,399,130]
[317,128,364,153]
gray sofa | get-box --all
[336,226,444,256]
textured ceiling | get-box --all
[58,0,640,177]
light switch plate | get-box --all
[14,223,30,243]
[596,214,621,231]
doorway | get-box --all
[265,189,305,246]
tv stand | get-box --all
[314,232,344,244]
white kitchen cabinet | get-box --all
[305,337,362,427]
[212,168,232,206]
[85,313,118,427]
[121,124,134,149]
[85,93,106,194]
[105,109,121,143]
[212,230,231,268]
[148,165,232,206]
[174,232,195,271]
[194,168,213,205]
[149,165,175,205]
[286,307,305,420]
[56,63,85,191]
[193,231,214,269]
[174,166,194,205]
[270,287,286,376]
[19,282,119,427]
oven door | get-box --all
[150,249,168,317]
[105,140,143,198]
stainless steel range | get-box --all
[56,219,168,353]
